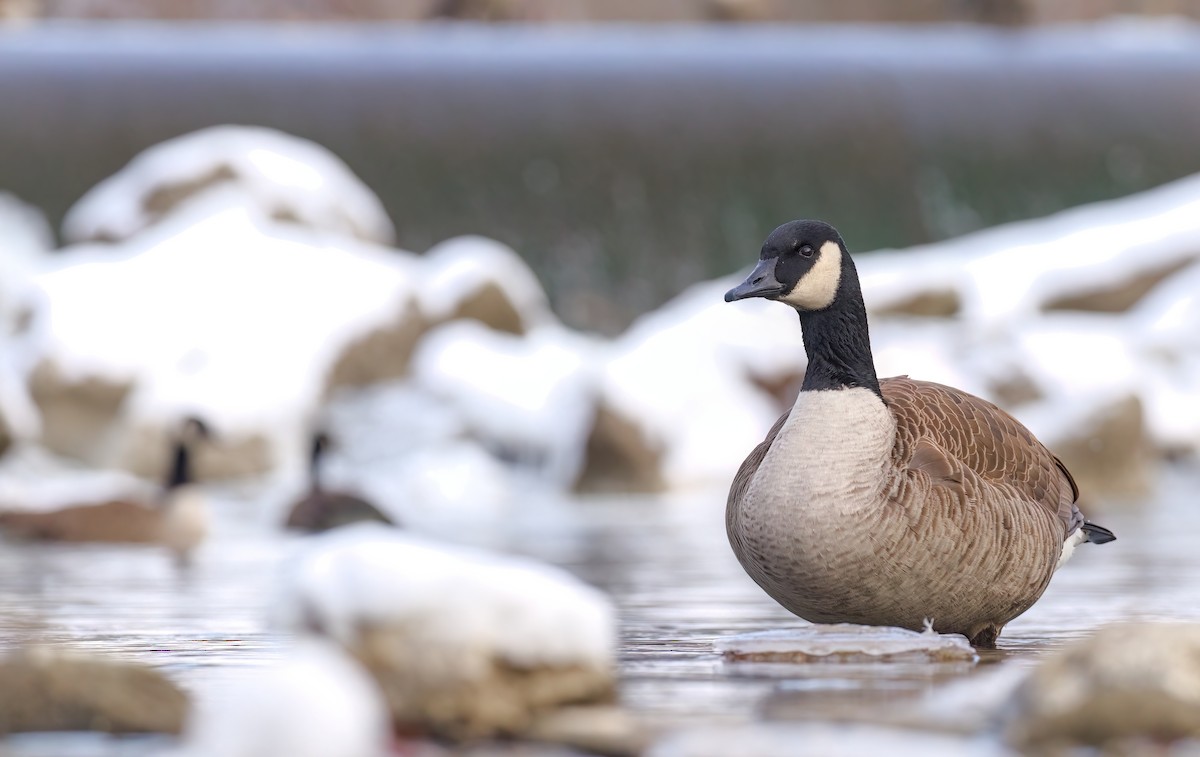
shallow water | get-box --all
[0,465,1196,753]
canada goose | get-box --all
[283,431,393,533]
[0,417,212,566]
[724,220,1115,648]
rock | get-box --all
[322,296,426,393]
[275,525,617,740]
[572,400,666,493]
[0,405,11,458]
[0,647,188,735]
[62,125,395,245]
[715,625,978,665]
[1044,256,1196,313]
[38,202,422,478]
[1004,622,1200,751]
[418,236,554,336]
[871,288,962,318]
[526,705,648,757]
[27,359,134,465]
[1044,394,1152,499]
[410,321,597,485]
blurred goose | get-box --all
[0,417,212,565]
[283,431,393,533]
[724,220,1115,648]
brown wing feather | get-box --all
[881,376,1079,538]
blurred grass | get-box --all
[1,24,1198,332]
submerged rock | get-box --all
[1004,622,1200,751]
[275,524,617,740]
[715,625,978,664]
[0,647,188,735]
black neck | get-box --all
[309,437,325,493]
[164,441,192,491]
[797,262,882,398]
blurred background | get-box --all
[2,2,1200,755]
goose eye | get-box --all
[799,244,815,258]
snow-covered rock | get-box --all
[314,382,526,542]
[35,201,421,478]
[177,640,390,757]
[410,321,600,485]
[418,235,555,335]
[62,125,395,246]
[0,191,52,448]
[274,524,616,739]
[599,278,803,490]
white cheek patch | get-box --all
[780,240,843,310]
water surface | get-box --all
[0,465,1193,752]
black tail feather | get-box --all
[1081,521,1116,545]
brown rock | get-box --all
[988,370,1043,407]
[871,288,961,318]
[324,297,426,393]
[353,626,615,740]
[1044,256,1196,313]
[28,359,134,464]
[0,406,11,458]
[1048,394,1151,500]
[573,400,666,493]
[445,280,527,336]
[0,647,188,735]
[1005,622,1200,751]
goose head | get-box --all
[724,220,849,311]
[178,416,214,446]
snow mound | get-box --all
[178,639,390,757]
[36,201,419,475]
[419,235,555,333]
[274,523,615,671]
[62,125,394,246]
[411,321,601,484]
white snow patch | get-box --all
[177,639,390,757]
[274,523,616,671]
[62,124,394,245]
